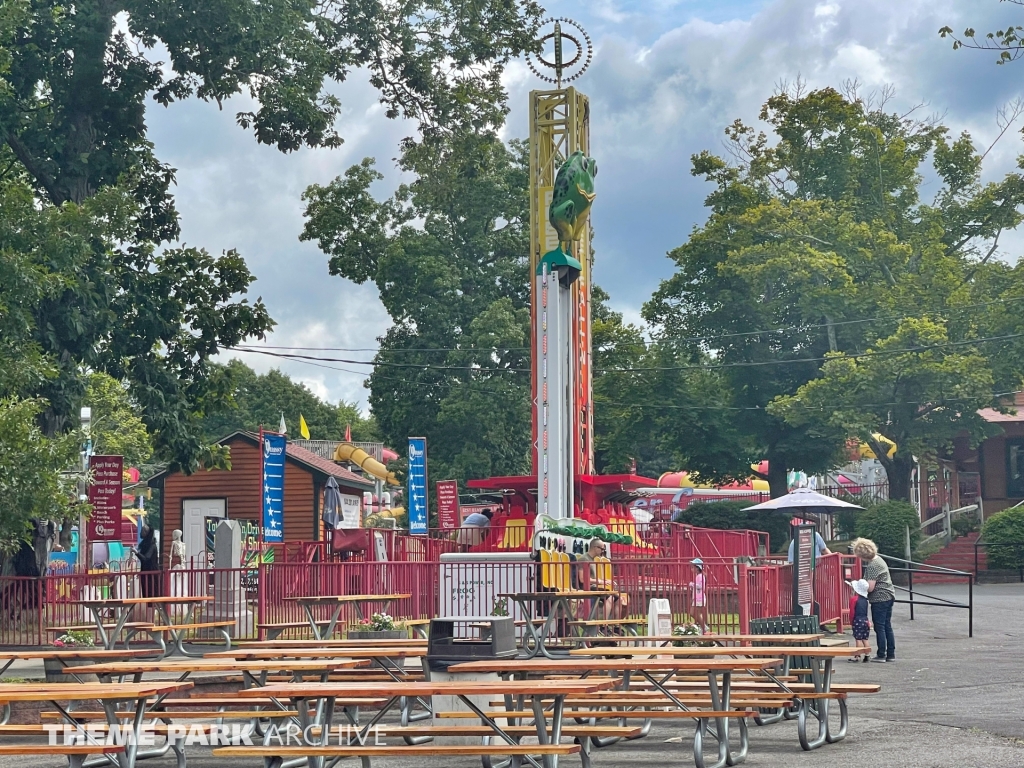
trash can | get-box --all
[750,615,821,679]
[427,616,517,745]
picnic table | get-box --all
[0,681,191,768]
[75,598,147,650]
[123,595,228,657]
[501,590,626,659]
[74,595,220,655]
[238,637,427,649]
[284,593,412,640]
[214,678,619,768]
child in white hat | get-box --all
[847,579,871,662]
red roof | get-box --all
[979,392,1024,423]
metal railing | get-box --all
[973,540,1024,581]
[880,554,974,637]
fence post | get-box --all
[904,525,911,562]
[945,508,952,546]
[737,564,750,634]
[257,561,266,641]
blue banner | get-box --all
[407,437,428,535]
[262,433,286,542]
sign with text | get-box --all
[261,433,286,542]
[435,480,460,530]
[407,437,428,535]
[88,455,123,541]
[339,493,361,529]
[792,523,816,617]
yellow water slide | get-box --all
[332,442,401,486]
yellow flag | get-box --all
[299,414,310,440]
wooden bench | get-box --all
[0,743,124,768]
[403,618,431,638]
[48,622,155,634]
[42,709,299,721]
[257,621,334,641]
[149,620,234,656]
[212,744,582,765]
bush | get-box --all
[854,500,920,558]
[671,500,791,553]
[980,508,1024,570]
[951,512,979,539]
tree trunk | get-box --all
[886,452,915,503]
[767,454,789,499]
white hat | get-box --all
[847,579,869,598]
[691,558,704,568]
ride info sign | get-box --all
[407,437,428,535]
[792,523,816,617]
[88,455,123,541]
[435,480,460,530]
[262,433,286,543]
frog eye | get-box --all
[588,158,598,177]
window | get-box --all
[1007,440,1024,498]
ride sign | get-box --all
[407,437,428,535]
[435,480,460,530]
[88,455,123,541]
[262,433,286,543]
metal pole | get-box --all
[968,576,973,638]
[908,566,914,622]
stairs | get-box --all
[916,532,983,581]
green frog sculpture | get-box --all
[538,151,597,285]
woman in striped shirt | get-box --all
[852,538,896,662]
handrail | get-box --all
[880,553,973,637]
[918,504,978,548]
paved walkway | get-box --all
[2,582,1022,767]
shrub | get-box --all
[980,508,1024,570]
[854,500,920,558]
[671,500,791,553]
[951,512,979,539]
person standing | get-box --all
[135,525,161,600]
[846,579,871,662]
[689,558,708,633]
[852,537,896,662]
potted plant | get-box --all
[671,622,714,654]
[348,612,408,640]
[46,631,99,683]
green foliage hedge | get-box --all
[671,500,791,553]
[854,501,920,558]
[980,508,1024,570]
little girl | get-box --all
[847,579,871,662]
[690,558,707,633]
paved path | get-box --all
[2,582,1022,767]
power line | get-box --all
[600,390,1022,412]
[227,346,530,373]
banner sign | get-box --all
[339,494,362,529]
[435,480,460,530]
[88,455,123,541]
[407,437,428,535]
[792,523,816,617]
[262,433,286,542]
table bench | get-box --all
[0,743,124,768]
[213,743,581,768]
[258,621,334,641]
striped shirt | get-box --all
[861,556,895,602]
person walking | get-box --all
[852,537,896,662]
[135,525,161,600]
[689,558,708,633]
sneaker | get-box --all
[862,655,870,663]
[870,657,888,663]
[885,657,896,662]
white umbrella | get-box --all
[742,487,864,515]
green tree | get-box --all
[301,132,533,486]
[941,3,1024,63]
[198,359,375,443]
[855,500,920,558]
[84,373,153,468]
[644,86,1024,498]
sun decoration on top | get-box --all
[526,17,593,88]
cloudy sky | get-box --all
[147,0,1023,410]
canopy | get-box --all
[742,487,864,515]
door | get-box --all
[181,498,226,567]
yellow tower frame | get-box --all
[529,87,594,479]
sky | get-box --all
[146,0,1024,411]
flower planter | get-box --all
[347,630,408,641]
[44,656,99,684]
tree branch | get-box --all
[4,133,66,205]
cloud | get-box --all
[145,0,1024,407]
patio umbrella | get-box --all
[742,487,864,515]
[322,476,343,529]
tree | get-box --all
[941,3,1024,64]
[84,373,152,469]
[644,86,1024,498]
[198,359,375,443]
[301,131,533,486]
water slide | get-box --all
[332,442,401,487]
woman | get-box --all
[852,537,896,662]
[135,525,161,600]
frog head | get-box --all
[548,151,597,246]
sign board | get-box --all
[439,552,534,638]
[339,493,361,529]
[88,455,123,541]
[407,437,428,535]
[261,433,286,542]
[792,523,816,617]
[204,517,273,595]
[435,480,460,530]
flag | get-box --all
[344,424,351,442]
[278,412,287,434]
[299,414,310,440]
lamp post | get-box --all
[80,406,92,571]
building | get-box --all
[148,431,375,564]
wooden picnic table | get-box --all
[228,678,619,768]
[501,590,625,659]
[75,595,214,654]
[0,681,191,768]
[238,637,427,648]
[585,634,825,645]
[283,594,412,639]
[123,595,222,657]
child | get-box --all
[847,578,871,662]
[689,558,707,633]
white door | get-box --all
[181,499,226,567]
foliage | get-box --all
[301,132,533,487]
[53,630,95,648]
[646,85,1024,500]
[355,612,398,632]
[84,373,152,469]
[941,3,1024,64]
[670,500,791,553]
[980,507,1024,569]
[854,501,920,558]
[951,511,980,538]
[0,398,80,553]
[199,360,374,443]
